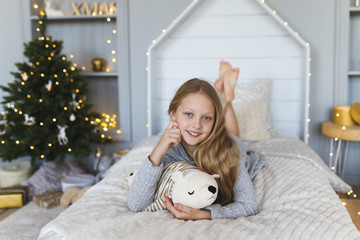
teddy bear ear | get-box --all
[171,171,184,182]
[212,174,220,179]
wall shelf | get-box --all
[83,72,118,77]
[27,0,131,142]
[30,15,116,21]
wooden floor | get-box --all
[0,208,19,221]
[338,186,360,231]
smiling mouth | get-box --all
[187,130,201,137]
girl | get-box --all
[127,61,266,220]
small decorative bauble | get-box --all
[91,58,106,72]
[70,113,76,121]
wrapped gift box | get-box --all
[0,186,28,208]
[33,190,62,209]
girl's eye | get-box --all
[188,191,194,195]
[203,116,211,121]
[185,112,192,117]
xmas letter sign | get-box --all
[71,2,117,15]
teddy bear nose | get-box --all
[208,186,216,194]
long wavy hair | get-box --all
[168,78,240,205]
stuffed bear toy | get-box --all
[129,161,219,212]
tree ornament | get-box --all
[72,93,79,110]
[24,114,36,126]
[45,80,52,90]
[57,125,68,145]
[70,113,76,121]
[22,73,29,81]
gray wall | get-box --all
[1,0,359,185]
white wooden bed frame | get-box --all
[146,0,311,142]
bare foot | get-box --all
[215,61,232,92]
[223,67,239,102]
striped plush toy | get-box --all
[128,161,219,212]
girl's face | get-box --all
[171,92,215,150]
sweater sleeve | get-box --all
[127,157,164,212]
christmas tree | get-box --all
[0,11,112,165]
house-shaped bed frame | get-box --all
[146,0,311,143]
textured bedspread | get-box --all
[38,136,360,240]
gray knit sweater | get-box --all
[127,135,266,219]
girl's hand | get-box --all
[163,196,211,220]
[149,121,181,166]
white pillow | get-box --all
[232,79,276,141]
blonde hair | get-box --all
[168,78,240,205]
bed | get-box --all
[1,0,359,239]
[35,135,358,239]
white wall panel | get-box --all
[155,58,304,80]
[172,15,288,38]
[156,37,302,59]
[191,0,265,16]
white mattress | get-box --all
[36,136,359,240]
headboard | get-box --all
[146,0,311,143]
